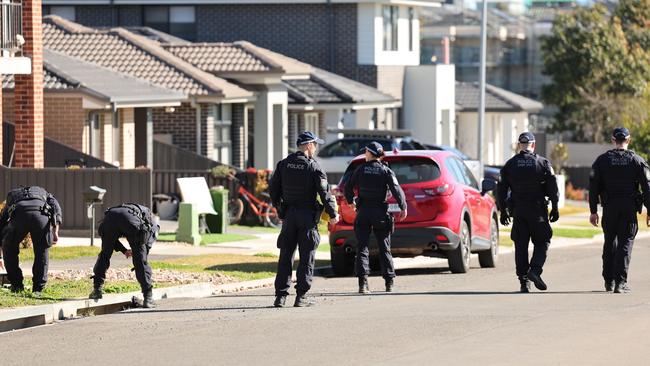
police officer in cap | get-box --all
[497,132,559,293]
[0,186,62,294]
[588,127,650,293]
[89,203,160,308]
[344,142,407,294]
[270,131,338,307]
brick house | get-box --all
[41,0,447,141]
[3,49,185,168]
[40,15,254,168]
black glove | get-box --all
[500,213,511,226]
[549,205,560,223]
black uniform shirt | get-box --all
[497,150,559,211]
[269,151,337,219]
[588,149,650,214]
[344,160,407,210]
[4,186,63,225]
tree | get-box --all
[541,3,650,142]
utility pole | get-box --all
[477,0,488,170]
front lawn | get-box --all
[151,254,329,282]
[0,279,144,308]
[20,246,100,261]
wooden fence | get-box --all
[0,167,151,232]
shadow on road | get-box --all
[314,290,603,297]
[121,305,276,314]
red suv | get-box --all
[329,150,499,276]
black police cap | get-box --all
[612,127,630,141]
[296,131,325,146]
[360,141,385,157]
[518,132,535,144]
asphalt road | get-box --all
[2,238,650,366]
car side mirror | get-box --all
[480,179,497,196]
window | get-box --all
[49,6,76,21]
[446,157,478,189]
[389,159,441,185]
[408,7,415,52]
[214,104,232,164]
[304,113,319,136]
[144,6,196,41]
[382,6,398,51]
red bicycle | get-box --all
[227,176,281,228]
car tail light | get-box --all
[435,234,448,242]
[424,184,451,196]
[334,238,345,246]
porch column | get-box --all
[13,0,43,167]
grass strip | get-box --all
[157,232,256,245]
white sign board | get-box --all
[176,177,218,216]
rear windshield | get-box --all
[389,159,441,184]
[340,158,440,186]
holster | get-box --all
[387,213,395,234]
[277,202,287,220]
[314,202,324,224]
[635,193,644,214]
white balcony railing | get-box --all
[1,1,23,55]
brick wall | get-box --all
[76,5,114,27]
[14,0,44,168]
[152,102,197,153]
[0,87,3,163]
[43,96,86,151]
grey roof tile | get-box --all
[164,43,273,73]
[456,82,543,112]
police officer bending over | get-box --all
[0,186,62,294]
[498,132,559,293]
[90,203,160,308]
[270,131,339,307]
[589,127,650,293]
[344,142,407,294]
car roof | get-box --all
[349,150,453,164]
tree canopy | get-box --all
[541,0,650,143]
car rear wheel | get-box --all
[479,218,499,268]
[448,220,470,273]
[331,249,355,277]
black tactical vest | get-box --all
[358,160,389,202]
[6,186,49,206]
[280,152,316,209]
[600,149,639,199]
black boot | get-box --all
[143,290,157,308]
[519,277,531,293]
[614,282,631,294]
[10,284,25,293]
[358,276,370,294]
[527,270,547,291]
[274,294,287,307]
[385,277,394,293]
[294,292,315,307]
[604,280,615,292]
[89,287,103,300]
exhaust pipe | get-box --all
[429,243,438,251]
[344,246,354,254]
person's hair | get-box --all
[519,141,535,151]
[298,143,310,152]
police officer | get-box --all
[0,186,62,294]
[497,132,559,293]
[270,131,338,307]
[344,142,407,294]
[89,203,160,308]
[588,127,650,293]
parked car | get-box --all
[329,150,499,276]
[315,137,424,175]
[423,143,500,182]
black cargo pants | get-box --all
[354,204,395,279]
[1,199,54,292]
[94,207,153,293]
[274,208,320,296]
[601,201,638,284]
[511,204,552,279]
